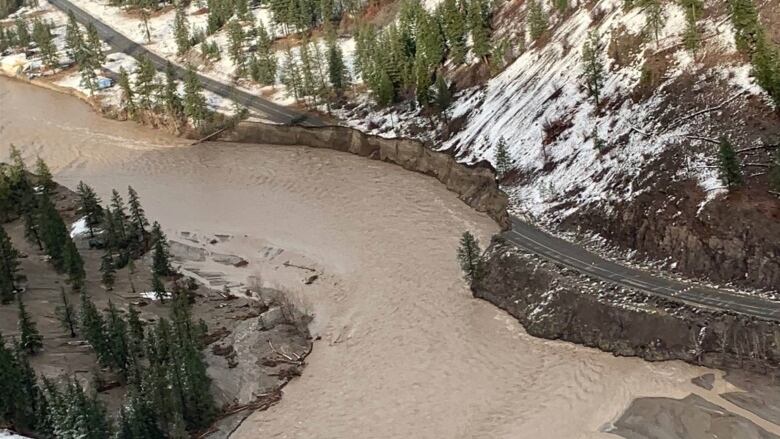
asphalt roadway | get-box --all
[47,0,780,322]
[48,0,321,126]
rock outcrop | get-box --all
[472,238,780,372]
[217,121,510,229]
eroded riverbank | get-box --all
[2,77,778,438]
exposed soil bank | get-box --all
[218,121,511,229]
[473,238,780,373]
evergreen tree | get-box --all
[456,231,484,283]
[14,17,29,48]
[65,9,84,57]
[641,0,665,46]
[85,24,104,64]
[135,56,159,109]
[63,238,85,292]
[111,189,128,242]
[79,291,110,365]
[434,74,452,113]
[117,388,165,439]
[32,18,58,70]
[105,300,130,377]
[751,35,780,108]
[728,0,760,54]
[555,0,568,12]
[0,334,24,427]
[174,1,191,56]
[494,137,512,177]
[36,193,70,270]
[467,0,491,59]
[718,136,742,188]
[582,29,605,106]
[281,46,302,99]
[681,0,701,52]
[226,19,246,77]
[56,287,78,337]
[126,186,149,247]
[127,305,145,359]
[118,67,137,115]
[162,62,184,119]
[76,181,104,238]
[527,0,548,41]
[327,30,349,97]
[12,343,44,432]
[0,226,20,304]
[34,156,55,195]
[47,379,112,439]
[100,250,116,290]
[17,295,43,354]
[183,65,209,127]
[254,21,277,85]
[440,0,467,64]
[151,272,167,301]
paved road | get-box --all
[48,0,321,126]
[505,216,780,321]
[48,0,780,321]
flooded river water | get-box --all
[0,77,762,438]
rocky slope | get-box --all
[472,238,780,371]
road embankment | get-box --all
[217,121,511,229]
[473,237,780,373]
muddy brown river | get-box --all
[2,77,775,438]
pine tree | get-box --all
[728,0,760,54]
[118,67,137,115]
[494,137,512,177]
[34,156,55,195]
[434,74,452,113]
[555,0,568,12]
[183,65,209,127]
[79,290,109,364]
[681,0,701,52]
[127,186,149,247]
[281,46,302,99]
[101,250,116,290]
[63,237,85,292]
[111,189,128,242]
[527,0,548,41]
[253,21,277,85]
[86,24,105,64]
[127,305,145,359]
[48,379,112,439]
[32,18,58,70]
[135,56,159,109]
[106,300,130,377]
[76,181,104,238]
[641,0,665,46]
[152,272,167,301]
[327,30,349,97]
[163,62,184,119]
[0,333,24,427]
[751,35,780,108]
[0,226,20,304]
[582,29,605,106]
[226,19,246,77]
[118,388,166,438]
[37,193,70,270]
[14,17,30,48]
[718,136,742,188]
[456,231,484,283]
[17,295,43,354]
[467,0,491,59]
[56,287,78,337]
[174,2,191,56]
[440,0,467,64]
[65,10,83,57]
[11,343,44,432]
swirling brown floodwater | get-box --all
[1,77,765,438]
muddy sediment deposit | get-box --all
[473,238,780,373]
